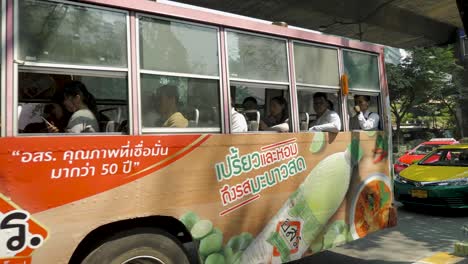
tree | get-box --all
[387,46,464,148]
[387,55,426,148]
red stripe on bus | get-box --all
[219,194,261,216]
[261,138,297,151]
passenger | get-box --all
[43,103,67,132]
[259,96,289,132]
[309,92,341,133]
[349,95,380,131]
[156,84,188,128]
[47,81,99,133]
[24,103,67,133]
[231,95,248,133]
[242,97,258,111]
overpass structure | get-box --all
[172,0,468,137]
[172,0,463,48]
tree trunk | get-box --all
[395,115,402,152]
[444,101,462,139]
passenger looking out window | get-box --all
[259,96,289,132]
[242,97,258,111]
[309,92,341,133]
[349,95,380,131]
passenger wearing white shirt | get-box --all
[349,95,380,131]
[309,92,341,133]
[231,107,248,133]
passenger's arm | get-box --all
[269,122,289,132]
[309,112,341,133]
[166,113,189,128]
[357,112,379,130]
[231,112,248,133]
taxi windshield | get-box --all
[412,144,441,155]
[419,149,468,167]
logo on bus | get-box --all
[273,219,301,256]
[0,196,48,264]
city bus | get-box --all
[0,0,396,263]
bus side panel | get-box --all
[0,132,394,263]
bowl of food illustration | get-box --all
[349,173,392,239]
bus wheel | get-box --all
[81,228,190,264]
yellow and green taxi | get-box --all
[394,144,468,208]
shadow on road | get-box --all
[289,203,468,263]
[289,250,411,264]
[399,204,468,218]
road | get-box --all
[292,203,468,264]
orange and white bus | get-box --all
[0,0,396,263]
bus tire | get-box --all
[81,228,191,264]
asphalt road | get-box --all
[291,203,468,264]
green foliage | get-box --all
[387,46,464,147]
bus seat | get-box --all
[105,121,118,132]
[243,110,260,132]
[248,120,259,131]
[188,108,199,127]
[300,112,310,131]
[118,120,129,133]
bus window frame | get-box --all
[292,40,341,89]
[1,0,5,137]
[225,28,293,133]
[136,13,223,134]
[291,40,343,132]
[13,0,132,137]
[342,48,384,131]
[225,28,291,85]
[342,48,381,92]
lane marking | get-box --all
[413,252,466,264]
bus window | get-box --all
[294,43,340,87]
[343,50,380,91]
[140,75,220,130]
[16,0,129,135]
[227,32,288,82]
[138,16,220,133]
[297,89,342,132]
[227,31,290,133]
[343,51,382,131]
[293,42,342,132]
[18,0,127,67]
[18,71,129,134]
[232,82,290,132]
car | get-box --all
[394,144,468,209]
[393,138,458,174]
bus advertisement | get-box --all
[0,0,395,263]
